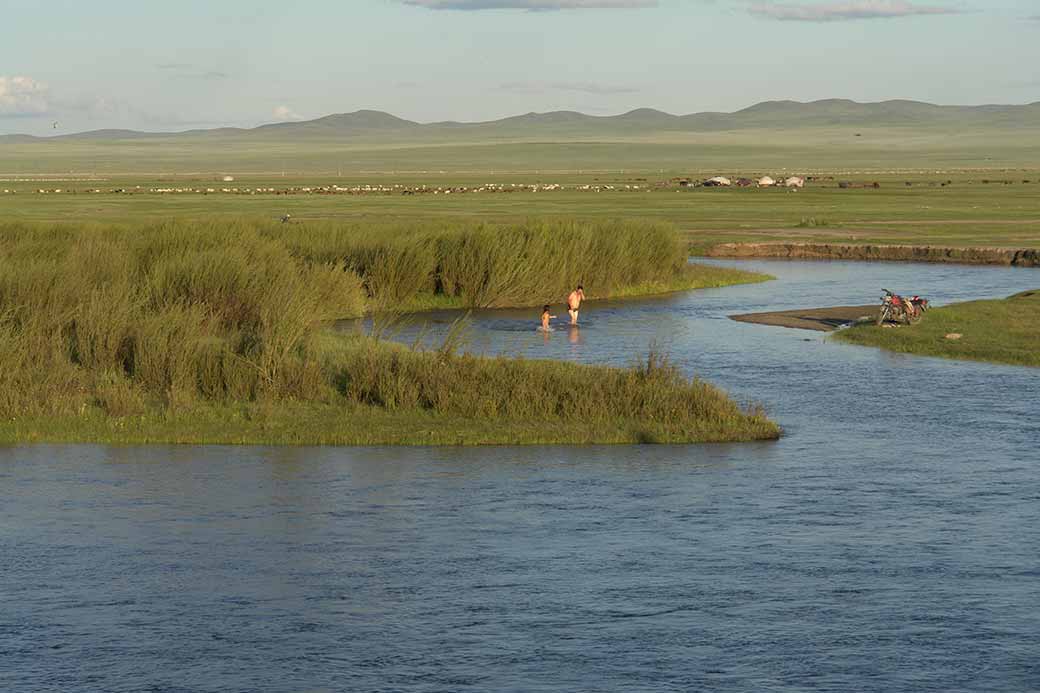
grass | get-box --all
[0,334,780,446]
[272,217,768,310]
[5,172,1039,254]
[0,403,773,446]
[833,290,1040,368]
[0,218,777,444]
[4,119,1040,174]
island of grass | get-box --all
[0,218,777,445]
[833,290,1040,368]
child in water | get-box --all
[539,305,556,331]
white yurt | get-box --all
[758,176,776,187]
[784,176,806,188]
[705,176,732,187]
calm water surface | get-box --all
[3,260,1039,692]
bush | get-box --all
[0,220,365,416]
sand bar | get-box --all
[730,305,877,332]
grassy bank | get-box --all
[833,290,1040,368]
[0,219,776,444]
[0,334,780,445]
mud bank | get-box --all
[704,243,1040,267]
[730,305,877,332]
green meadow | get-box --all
[834,290,1040,368]
[5,172,1040,252]
[4,101,1040,251]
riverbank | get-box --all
[0,335,781,445]
[730,305,876,332]
[702,242,1040,267]
[833,290,1040,367]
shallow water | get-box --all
[3,260,1039,692]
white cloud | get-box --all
[273,105,304,120]
[0,76,51,117]
[749,1,958,21]
[403,0,656,10]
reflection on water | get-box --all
[3,260,1039,692]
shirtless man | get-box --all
[566,285,586,325]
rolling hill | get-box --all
[3,99,1039,144]
[2,99,1038,174]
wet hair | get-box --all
[576,284,584,291]
[542,304,551,312]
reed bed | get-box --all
[0,218,775,443]
[269,217,751,309]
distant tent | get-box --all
[758,176,776,187]
[784,176,806,189]
[704,176,732,187]
[735,178,754,187]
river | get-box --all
[3,260,1038,692]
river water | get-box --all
[3,260,1038,692]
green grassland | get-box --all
[5,173,1040,251]
[834,290,1040,368]
[4,101,1040,250]
[0,218,775,445]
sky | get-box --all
[1,0,1038,135]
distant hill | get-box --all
[3,99,1039,144]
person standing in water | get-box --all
[566,285,585,325]
[540,305,556,331]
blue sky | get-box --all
[2,0,1037,134]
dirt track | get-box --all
[730,305,877,332]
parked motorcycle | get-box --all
[877,288,924,325]
[909,295,930,314]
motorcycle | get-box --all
[877,288,924,325]
[909,295,930,315]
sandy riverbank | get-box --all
[730,305,876,332]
